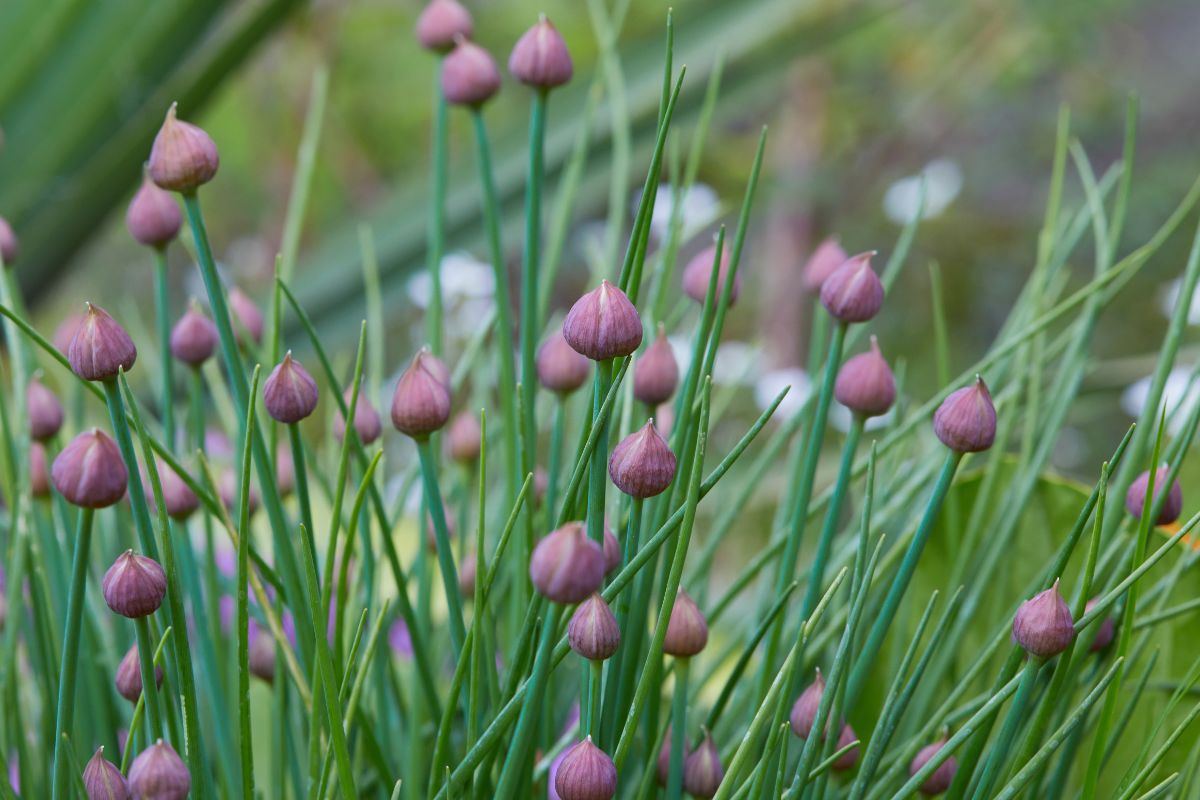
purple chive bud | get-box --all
[789,669,825,739]
[263,352,319,423]
[83,746,130,800]
[458,553,478,598]
[657,727,689,786]
[682,242,741,306]
[248,623,276,683]
[148,104,218,193]
[0,216,18,265]
[27,376,64,442]
[68,303,137,382]
[562,280,643,361]
[633,325,679,406]
[933,376,996,453]
[276,443,295,496]
[115,642,163,703]
[169,304,218,367]
[1125,466,1183,525]
[909,738,956,796]
[53,312,85,355]
[832,723,860,771]
[103,551,167,618]
[128,739,190,800]
[548,749,567,800]
[391,349,453,438]
[389,619,414,659]
[554,737,618,800]
[530,521,606,604]
[146,461,199,520]
[31,442,51,498]
[52,429,128,508]
[537,329,591,394]
[567,593,621,661]
[228,287,264,346]
[683,730,724,798]
[608,420,677,499]
[219,470,260,517]
[662,590,708,657]
[1012,578,1074,658]
[601,524,621,574]
[334,387,383,445]
[415,0,473,53]
[442,38,501,107]
[834,336,896,418]
[447,411,482,463]
[1085,598,1115,652]
[509,15,573,89]
[819,251,884,323]
[126,173,182,249]
[801,237,849,293]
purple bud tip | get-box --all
[335,387,383,445]
[103,550,167,619]
[509,15,573,89]
[834,335,896,418]
[457,553,478,598]
[562,280,644,362]
[932,376,996,453]
[228,288,264,346]
[608,420,677,498]
[52,429,129,508]
[537,329,591,394]
[83,746,130,800]
[554,737,618,800]
[447,411,483,463]
[567,593,621,661]
[789,669,825,739]
[662,590,708,657]
[115,642,164,704]
[0,216,18,265]
[683,730,724,798]
[68,303,138,382]
[833,723,861,771]
[31,441,51,498]
[248,624,276,683]
[801,237,848,293]
[126,173,182,248]
[148,104,219,193]
[169,304,218,367]
[391,348,453,438]
[415,0,473,53]
[263,351,320,423]
[1012,578,1074,658]
[910,738,956,796]
[820,251,884,323]
[1084,597,1115,653]
[657,727,689,786]
[601,524,621,574]
[1125,465,1183,525]
[682,242,741,307]
[146,461,199,520]
[529,521,606,604]
[27,376,65,442]
[633,325,679,406]
[129,739,190,800]
[441,38,501,107]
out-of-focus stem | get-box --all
[427,74,447,356]
[416,437,466,655]
[49,507,94,800]
[153,249,176,450]
[587,360,614,547]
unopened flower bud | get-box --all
[0,216,17,265]
[538,330,590,394]
[554,737,617,800]
[146,461,199,520]
[31,442,50,498]
[1085,597,1115,653]
[657,727,689,786]
[789,669,825,739]
[169,305,218,367]
[148,104,219,193]
[832,723,860,771]
[662,590,708,657]
[682,242,740,306]
[633,325,678,406]
[609,420,677,498]
[820,251,883,322]
[801,237,849,293]
[910,738,956,796]
[83,747,129,800]
[415,0,473,52]
[52,429,128,508]
[126,173,182,248]
[933,376,996,453]
[263,352,319,423]
[129,739,190,800]
[509,15,573,89]
[219,470,260,517]
[683,730,724,798]
[115,642,163,703]
[447,412,482,463]
[68,303,137,381]
[601,524,620,574]
[530,521,605,604]
[834,336,896,418]
[228,288,263,346]
[391,349,452,438]
[442,38,501,107]
[568,593,620,661]
[563,280,643,361]
[1012,578,1074,658]
[334,387,383,445]
[248,622,275,683]
[276,443,295,496]
[53,312,84,354]
[27,376,64,442]
[458,553,477,598]
[103,551,167,618]
[1125,466,1183,525]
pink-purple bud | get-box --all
[933,376,996,453]
[442,38,501,107]
[83,747,129,800]
[538,329,591,394]
[567,593,621,661]
[228,288,264,346]
[148,105,219,193]
[529,521,606,604]
[820,251,883,323]
[633,326,679,406]
[789,669,825,739]
[146,461,199,520]
[509,16,574,89]
[263,352,319,423]
[682,243,740,306]
[334,387,383,445]
[0,216,17,265]
[1012,578,1074,658]
[608,420,677,498]
[909,738,956,796]
[833,723,860,771]
[27,376,64,441]
[415,0,473,52]
[602,524,621,574]
[249,623,276,683]
[562,280,643,361]
[126,173,182,248]
[1125,466,1183,525]
[68,303,137,381]
[103,551,167,618]
[657,727,689,786]
[834,336,896,418]
[391,349,453,438]
[52,429,128,508]
[554,737,618,800]
[662,590,708,657]
[447,412,482,463]
[683,730,723,798]
[801,237,849,293]
[128,739,190,800]
[219,470,260,517]
[169,305,218,367]
[53,312,85,355]
[458,553,478,598]
[31,442,50,498]
[1085,598,1115,653]
[115,642,163,703]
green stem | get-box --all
[520,89,547,498]
[495,606,564,796]
[667,657,690,800]
[972,658,1042,799]
[800,416,864,617]
[587,360,614,547]
[236,479,254,799]
[153,249,176,450]
[544,397,567,534]
[134,617,165,741]
[287,422,317,574]
[49,507,93,800]
[427,74,447,356]
[416,437,467,655]
[589,659,603,741]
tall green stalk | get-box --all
[153,249,175,450]
[973,657,1042,798]
[416,437,467,655]
[426,73,447,356]
[49,507,93,800]
[666,657,690,800]
[520,89,547,508]
[587,360,614,547]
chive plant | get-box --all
[2,5,1200,800]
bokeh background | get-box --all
[3,0,1200,476]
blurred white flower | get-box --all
[755,368,814,421]
[407,251,495,309]
[712,341,761,386]
[883,158,963,225]
[1120,366,1200,437]
[1157,277,1200,325]
[645,183,720,242]
[830,404,894,434]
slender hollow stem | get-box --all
[153,248,176,450]
[800,416,864,617]
[134,617,166,742]
[972,657,1042,798]
[495,605,564,796]
[287,422,317,574]
[520,90,548,516]
[589,659,604,741]
[544,397,567,534]
[49,507,93,800]
[587,360,614,547]
[427,74,448,356]
[667,657,690,800]
[416,437,467,654]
